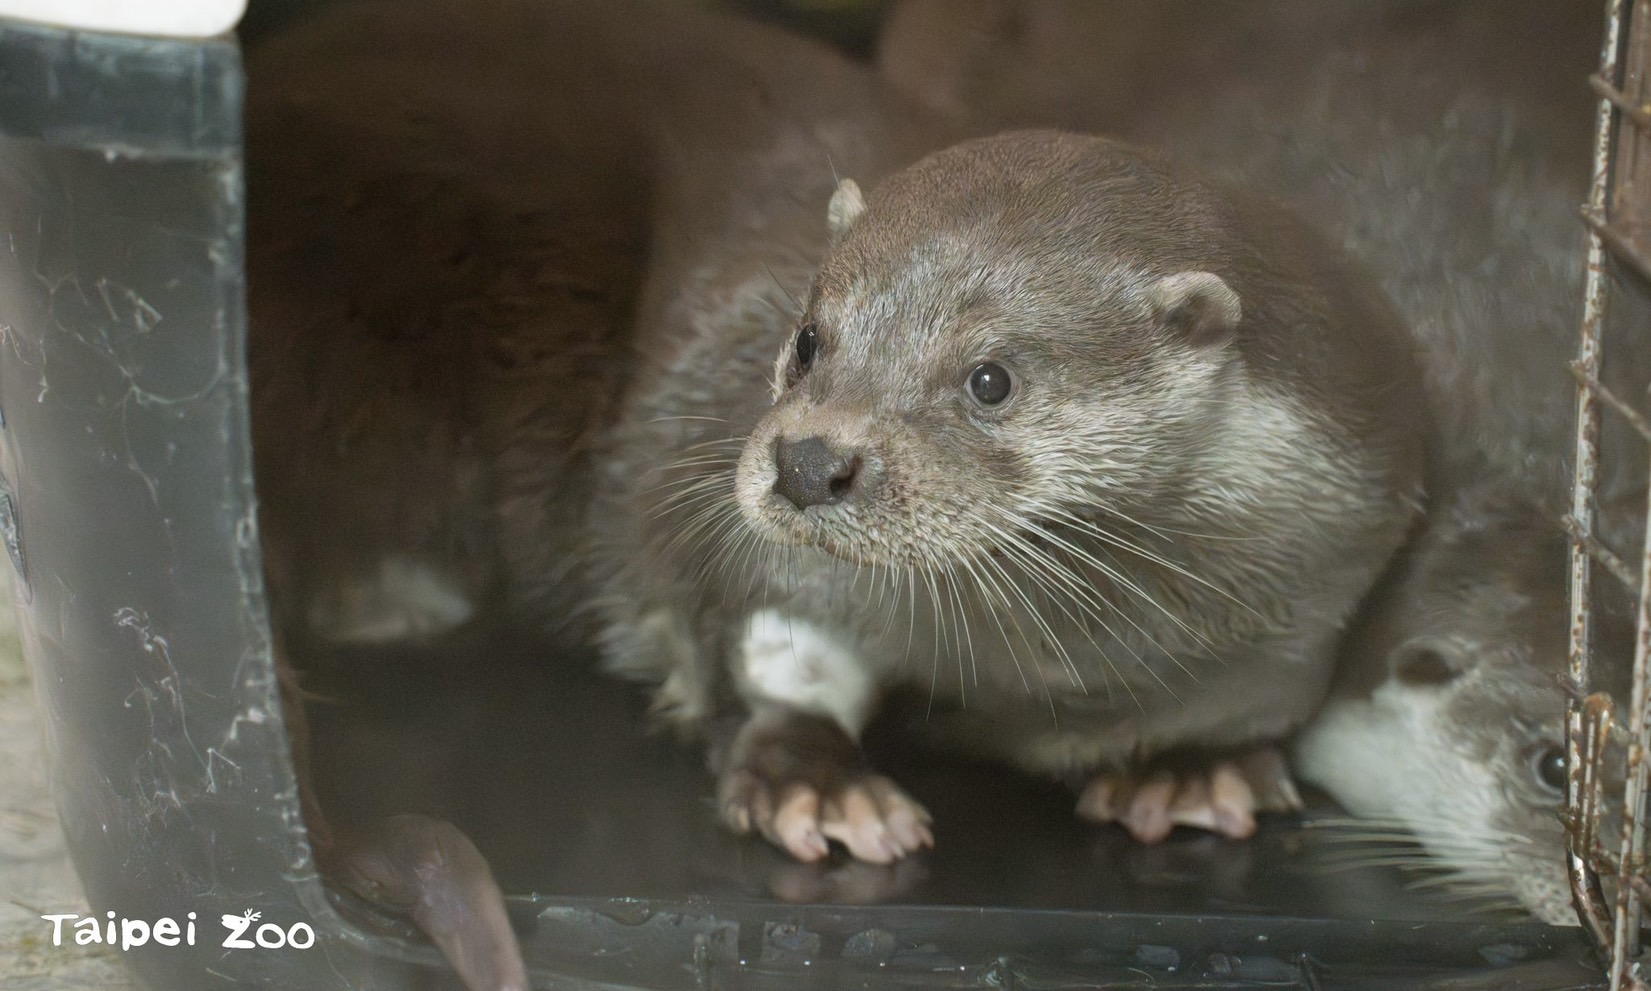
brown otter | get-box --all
[1293,481,1636,924]
[873,0,1646,922]
[245,0,945,984]
[590,128,1430,859]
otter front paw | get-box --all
[720,767,933,864]
[1076,746,1303,843]
[716,710,932,864]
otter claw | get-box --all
[722,772,933,864]
[1078,748,1302,843]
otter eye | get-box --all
[795,322,819,374]
[968,362,1013,406]
[1530,745,1567,796]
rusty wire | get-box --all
[1568,0,1651,987]
[1567,0,1627,960]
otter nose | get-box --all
[773,436,861,509]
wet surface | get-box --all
[304,626,1482,923]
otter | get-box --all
[249,0,1431,979]
[590,129,1429,858]
[245,0,945,984]
[1293,482,1636,925]
[874,0,1646,923]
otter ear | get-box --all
[1390,638,1469,687]
[827,178,866,243]
[1148,271,1241,347]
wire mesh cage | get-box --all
[1568,0,1651,986]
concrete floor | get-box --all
[0,567,134,989]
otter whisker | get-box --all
[642,446,743,507]
[851,558,904,644]
[955,550,1041,698]
[694,512,754,583]
[645,414,732,426]
[871,561,893,624]
[983,528,1147,704]
[1035,507,1253,635]
[679,435,750,453]
[1068,495,1249,545]
[887,562,913,639]
[943,560,981,689]
[1307,816,1535,849]
[712,505,780,590]
[657,475,736,541]
[1311,853,1442,873]
[936,567,967,701]
[650,491,735,533]
[648,473,739,518]
[725,528,779,609]
[986,523,1188,703]
[903,564,922,695]
[1037,540,1209,687]
[957,524,1095,698]
[657,492,731,553]
[1053,535,1226,663]
[961,551,1070,724]
[643,456,744,494]
[953,553,1031,692]
[761,262,805,319]
[918,563,953,710]
[649,452,743,473]
[1303,815,1547,916]
[998,505,1223,659]
[1035,502,1262,622]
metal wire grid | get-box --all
[1568,0,1651,987]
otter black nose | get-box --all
[773,435,860,509]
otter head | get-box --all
[735,133,1253,571]
[1296,482,1633,925]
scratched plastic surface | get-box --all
[0,12,1609,991]
[0,18,385,990]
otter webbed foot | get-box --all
[717,709,933,864]
[1076,746,1303,843]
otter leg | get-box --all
[717,610,933,863]
[1075,746,1303,843]
[717,707,933,864]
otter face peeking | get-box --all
[1294,485,1633,925]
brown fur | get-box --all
[250,0,1431,919]
[688,131,1428,779]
